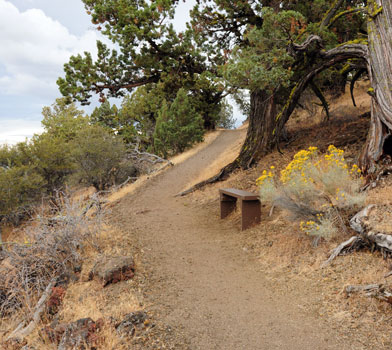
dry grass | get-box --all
[0,195,144,349]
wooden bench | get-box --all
[219,188,260,230]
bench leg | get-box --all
[220,194,237,219]
[241,200,261,230]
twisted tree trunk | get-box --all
[359,0,392,173]
[236,89,277,168]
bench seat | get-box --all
[219,188,260,230]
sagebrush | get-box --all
[257,145,365,241]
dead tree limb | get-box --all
[350,205,392,256]
[175,161,237,197]
[345,284,392,304]
[322,236,363,268]
[7,279,56,341]
[128,146,173,174]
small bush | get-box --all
[0,194,102,317]
[71,126,132,190]
[257,145,365,241]
[0,165,45,222]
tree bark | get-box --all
[237,89,277,168]
[359,0,392,173]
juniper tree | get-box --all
[56,0,228,132]
[191,0,366,176]
[154,88,204,157]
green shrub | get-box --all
[0,165,44,222]
[71,126,132,190]
[28,134,74,193]
[41,98,90,141]
[154,88,204,157]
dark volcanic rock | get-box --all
[89,256,135,287]
[44,318,103,350]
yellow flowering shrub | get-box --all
[257,145,365,241]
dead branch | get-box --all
[175,161,237,197]
[361,165,392,191]
[7,279,56,341]
[345,284,381,294]
[349,205,376,234]
[322,236,363,268]
[0,195,102,317]
[349,205,392,257]
[345,284,392,304]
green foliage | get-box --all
[41,98,90,141]
[154,88,204,157]
[27,134,74,193]
[216,100,235,129]
[0,99,134,221]
[57,0,205,105]
[223,8,305,93]
[120,85,165,147]
[0,165,44,220]
[90,100,120,131]
[70,125,131,190]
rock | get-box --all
[44,318,103,350]
[47,286,66,315]
[115,311,149,337]
[89,256,135,287]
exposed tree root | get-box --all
[322,236,365,268]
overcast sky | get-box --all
[0,0,242,145]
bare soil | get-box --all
[110,128,365,349]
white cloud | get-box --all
[0,0,101,97]
[0,118,43,145]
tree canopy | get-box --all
[57,0,392,182]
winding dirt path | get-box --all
[112,130,353,349]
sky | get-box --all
[0,0,243,145]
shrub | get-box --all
[27,134,74,193]
[257,145,365,241]
[154,88,204,157]
[0,165,44,222]
[71,126,132,190]
[0,194,102,316]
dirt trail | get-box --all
[112,129,353,349]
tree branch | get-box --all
[275,42,368,142]
[320,0,345,28]
[328,8,368,28]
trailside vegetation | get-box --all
[0,99,136,223]
[154,88,204,157]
